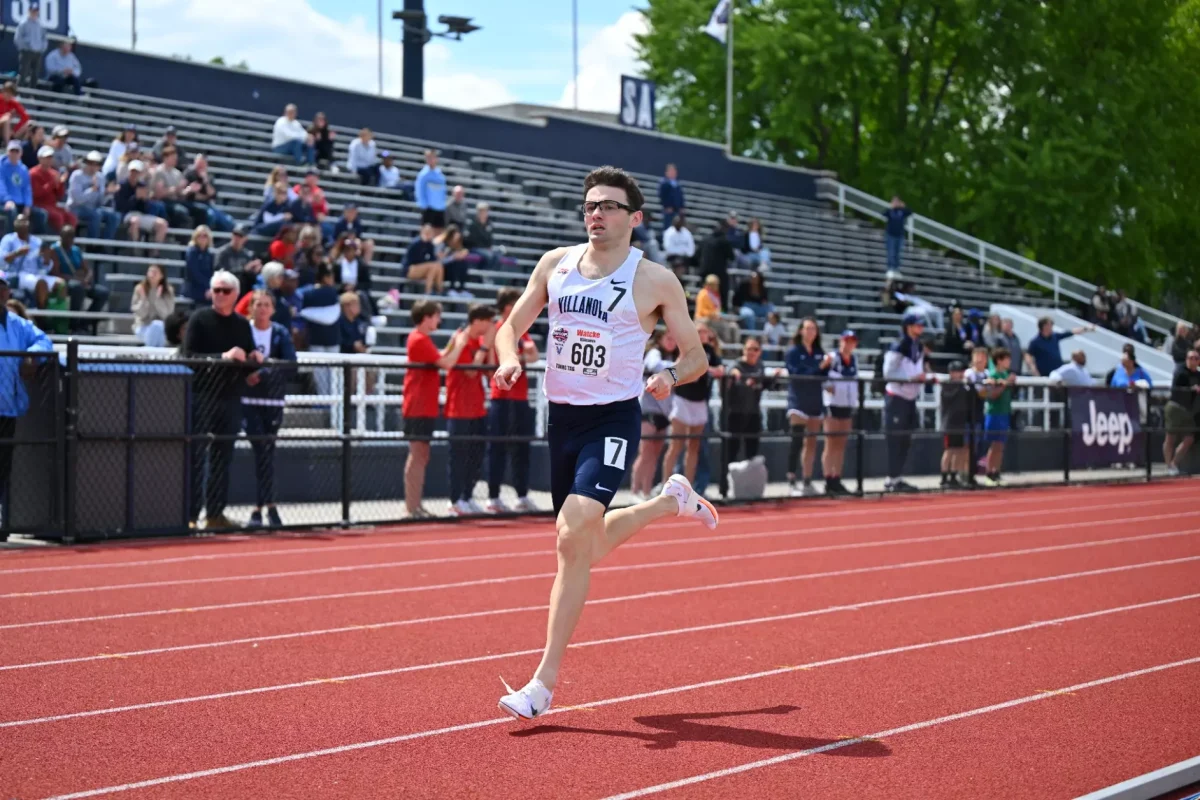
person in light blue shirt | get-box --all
[0,139,46,234]
[14,4,47,88]
[413,149,447,230]
[44,40,83,95]
[1109,350,1152,388]
[0,215,60,309]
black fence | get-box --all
[0,343,1195,544]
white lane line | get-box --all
[5,547,1197,727]
[4,520,1198,632]
[3,507,1196,600]
[35,600,1200,800]
[4,548,1198,674]
[4,483,1188,575]
[599,656,1200,800]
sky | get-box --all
[69,0,649,113]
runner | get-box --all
[492,166,719,719]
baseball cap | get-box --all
[51,125,69,137]
[36,145,54,159]
[165,125,177,134]
[283,268,299,280]
[901,310,926,326]
[947,360,967,373]
[344,202,358,210]
[125,123,137,132]
[380,149,392,158]
[84,150,104,164]
[232,222,251,236]
[840,329,858,340]
[128,159,146,172]
[6,140,21,152]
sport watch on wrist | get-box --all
[666,367,678,385]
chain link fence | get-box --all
[1,343,1196,543]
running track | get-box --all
[2,482,1198,799]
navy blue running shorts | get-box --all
[547,397,642,514]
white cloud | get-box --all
[70,0,515,110]
[556,11,648,113]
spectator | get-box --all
[963,344,991,466]
[332,237,378,319]
[0,83,29,146]
[337,291,369,354]
[1091,284,1112,327]
[149,146,192,228]
[1164,349,1200,476]
[725,211,742,246]
[632,330,677,498]
[939,359,970,488]
[330,203,376,263]
[308,111,335,170]
[300,264,342,370]
[66,151,120,240]
[0,271,52,530]
[6,298,26,318]
[1025,317,1094,377]
[762,310,784,359]
[164,309,189,350]
[725,337,771,463]
[732,270,774,331]
[152,126,187,165]
[445,185,469,230]
[658,163,685,231]
[183,270,261,529]
[1048,350,1092,387]
[49,126,74,174]
[981,314,1002,348]
[346,127,379,186]
[101,125,137,181]
[1109,349,1152,389]
[113,160,168,244]
[183,154,233,232]
[883,311,930,493]
[234,262,287,319]
[292,224,326,287]
[271,104,315,165]
[288,183,318,226]
[784,317,832,496]
[52,225,109,333]
[378,150,401,189]
[445,304,495,515]
[30,145,75,233]
[822,330,859,496]
[736,218,772,271]
[182,225,215,306]
[977,348,1017,487]
[437,225,473,299]
[2,139,46,234]
[243,289,296,528]
[630,210,662,264]
[269,225,298,271]
[14,6,46,88]
[113,142,143,186]
[464,202,512,272]
[661,213,695,277]
[402,300,464,518]
[483,287,538,513]
[44,39,83,95]
[414,149,447,231]
[294,170,334,241]
[0,214,53,305]
[883,195,913,272]
[996,318,1024,375]
[1169,322,1194,365]
[661,321,722,486]
[131,263,175,347]
[215,222,262,278]
[942,307,976,358]
[402,222,444,295]
[20,124,44,170]
[263,166,297,204]
[253,183,292,237]
[694,274,736,343]
[697,222,734,307]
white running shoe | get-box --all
[498,677,553,720]
[450,500,472,516]
[1167,465,1181,477]
[661,474,719,530]
[513,496,538,513]
[465,499,486,515]
[485,498,510,514]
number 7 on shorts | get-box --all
[603,437,627,469]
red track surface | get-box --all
[2,482,1199,799]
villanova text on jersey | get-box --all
[557,294,609,323]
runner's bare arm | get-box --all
[643,262,707,400]
[494,247,567,389]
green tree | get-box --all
[637,0,1200,317]
[209,55,250,71]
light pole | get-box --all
[131,0,137,50]
[572,0,578,110]
[377,0,383,96]
[393,2,480,101]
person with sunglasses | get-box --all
[492,166,719,721]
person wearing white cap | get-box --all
[67,151,121,239]
[30,144,76,233]
[0,138,47,234]
[113,160,168,243]
[49,126,74,173]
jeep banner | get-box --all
[1070,388,1142,469]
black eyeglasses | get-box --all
[580,200,636,216]
[211,286,234,295]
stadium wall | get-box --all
[1,39,822,200]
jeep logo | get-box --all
[1080,399,1135,454]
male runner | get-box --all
[493,166,719,719]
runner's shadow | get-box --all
[510,704,890,756]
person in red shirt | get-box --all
[402,300,470,518]
[294,170,334,239]
[484,287,539,513]
[445,303,497,515]
[0,82,30,144]
[30,146,76,233]
[268,224,298,269]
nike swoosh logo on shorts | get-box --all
[595,483,612,492]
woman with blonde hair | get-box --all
[184,224,215,305]
[131,263,176,347]
[263,166,297,203]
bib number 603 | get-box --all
[570,341,606,369]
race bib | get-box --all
[550,325,611,379]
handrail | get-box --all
[815,178,1188,339]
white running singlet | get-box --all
[544,244,650,405]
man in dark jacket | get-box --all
[243,288,296,528]
[883,195,913,272]
[658,163,685,232]
[697,222,734,306]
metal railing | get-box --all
[815,178,1189,339]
